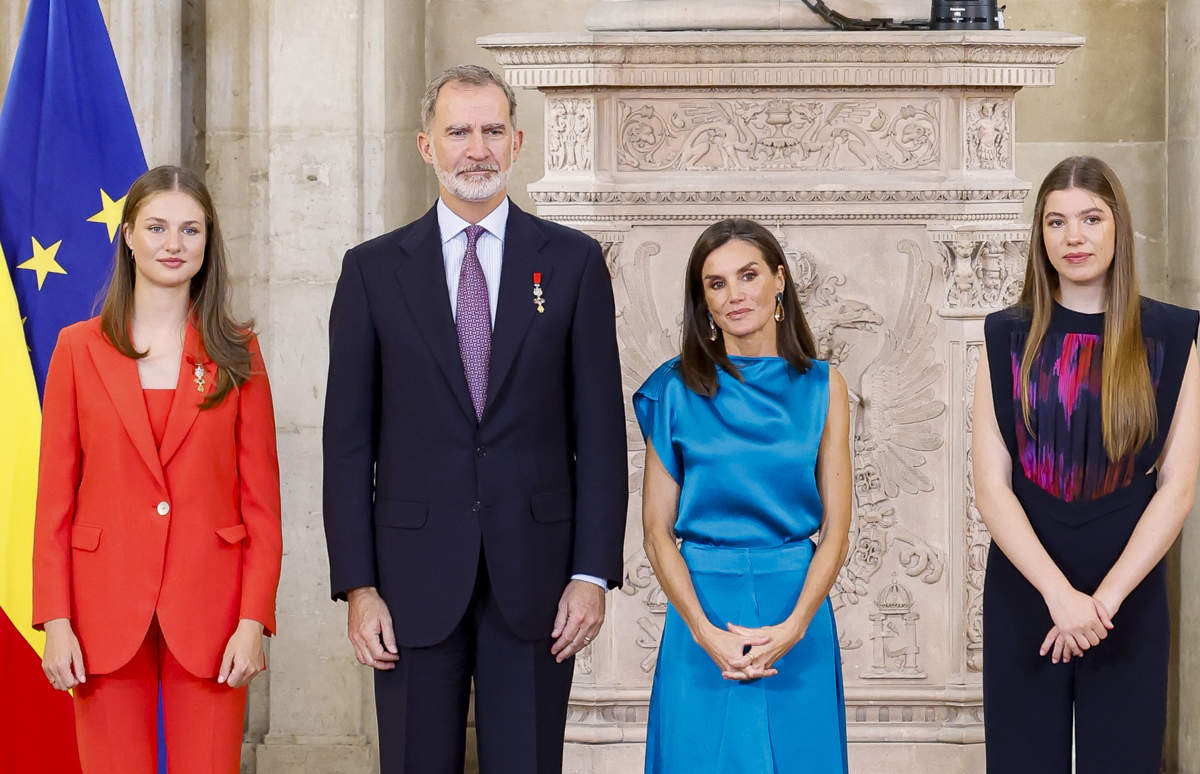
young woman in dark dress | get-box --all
[974,156,1200,773]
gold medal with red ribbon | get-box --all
[533,272,545,313]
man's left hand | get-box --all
[550,580,605,663]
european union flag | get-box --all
[0,0,147,397]
[0,1,151,771]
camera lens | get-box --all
[931,0,1000,30]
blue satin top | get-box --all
[633,355,829,547]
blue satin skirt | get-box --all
[645,541,848,773]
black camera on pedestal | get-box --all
[931,0,1002,30]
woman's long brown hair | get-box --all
[679,218,817,396]
[99,165,251,408]
[1018,156,1154,461]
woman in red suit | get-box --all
[32,165,282,773]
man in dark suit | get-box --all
[322,65,627,774]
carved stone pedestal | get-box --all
[479,30,1081,772]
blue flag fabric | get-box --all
[0,0,147,397]
[0,1,158,771]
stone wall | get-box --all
[2,2,1198,772]
[1007,0,1168,300]
[1167,4,1200,771]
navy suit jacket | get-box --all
[322,200,628,646]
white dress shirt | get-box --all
[435,197,606,592]
[438,197,506,327]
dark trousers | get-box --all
[374,552,575,774]
[982,507,1169,774]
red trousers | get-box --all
[72,619,247,774]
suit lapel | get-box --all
[394,205,477,424]
[87,335,166,492]
[157,322,208,467]
[484,203,549,420]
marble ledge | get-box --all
[259,734,368,747]
[478,29,1086,49]
[478,29,1083,90]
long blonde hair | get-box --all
[1018,156,1154,461]
[99,165,251,409]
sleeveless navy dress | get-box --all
[982,298,1198,773]
[635,355,847,774]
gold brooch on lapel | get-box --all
[191,361,207,392]
[532,272,545,314]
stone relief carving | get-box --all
[862,575,925,679]
[615,234,946,662]
[965,98,1012,170]
[937,236,1027,311]
[531,188,1027,206]
[783,239,883,366]
[963,343,988,673]
[565,695,648,731]
[832,240,946,652]
[481,30,1086,760]
[611,238,681,672]
[583,231,627,278]
[613,239,676,498]
[486,41,1081,70]
[547,97,593,172]
[617,99,939,172]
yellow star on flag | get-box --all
[16,236,67,290]
[87,188,126,242]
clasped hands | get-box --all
[698,619,805,681]
[1040,586,1116,664]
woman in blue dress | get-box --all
[636,218,852,773]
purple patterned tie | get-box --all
[456,224,490,421]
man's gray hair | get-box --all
[420,65,518,132]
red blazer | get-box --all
[32,317,282,678]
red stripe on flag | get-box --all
[0,609,81,773]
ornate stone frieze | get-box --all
[530,188,1029,205]
[542,211,1024,225]
[621,548,670,674]
[963,343,987,673]
[565,687,651,743]
[547,96,594,172]
[581,230,628,277]
[482,26,1081,769]
[932,228,1029,314]
[833,238,945,646]
[617,98,939,172]
[965,98,1012,171]
[479,32,1085,90]
[862,575,926,679]
[565,686,984,743]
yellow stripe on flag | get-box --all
[0,241,44,657]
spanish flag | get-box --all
[0,1,146,770]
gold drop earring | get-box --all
[774,292,785,323]
[707,312,719,342]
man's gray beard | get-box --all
[432,150,511,203]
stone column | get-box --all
[1167,3,1200,771]
[1,1,182,167]
[0,0,31,108]
[479,29,1081,773]
[99,0,183,166]
[204,0,428,771]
